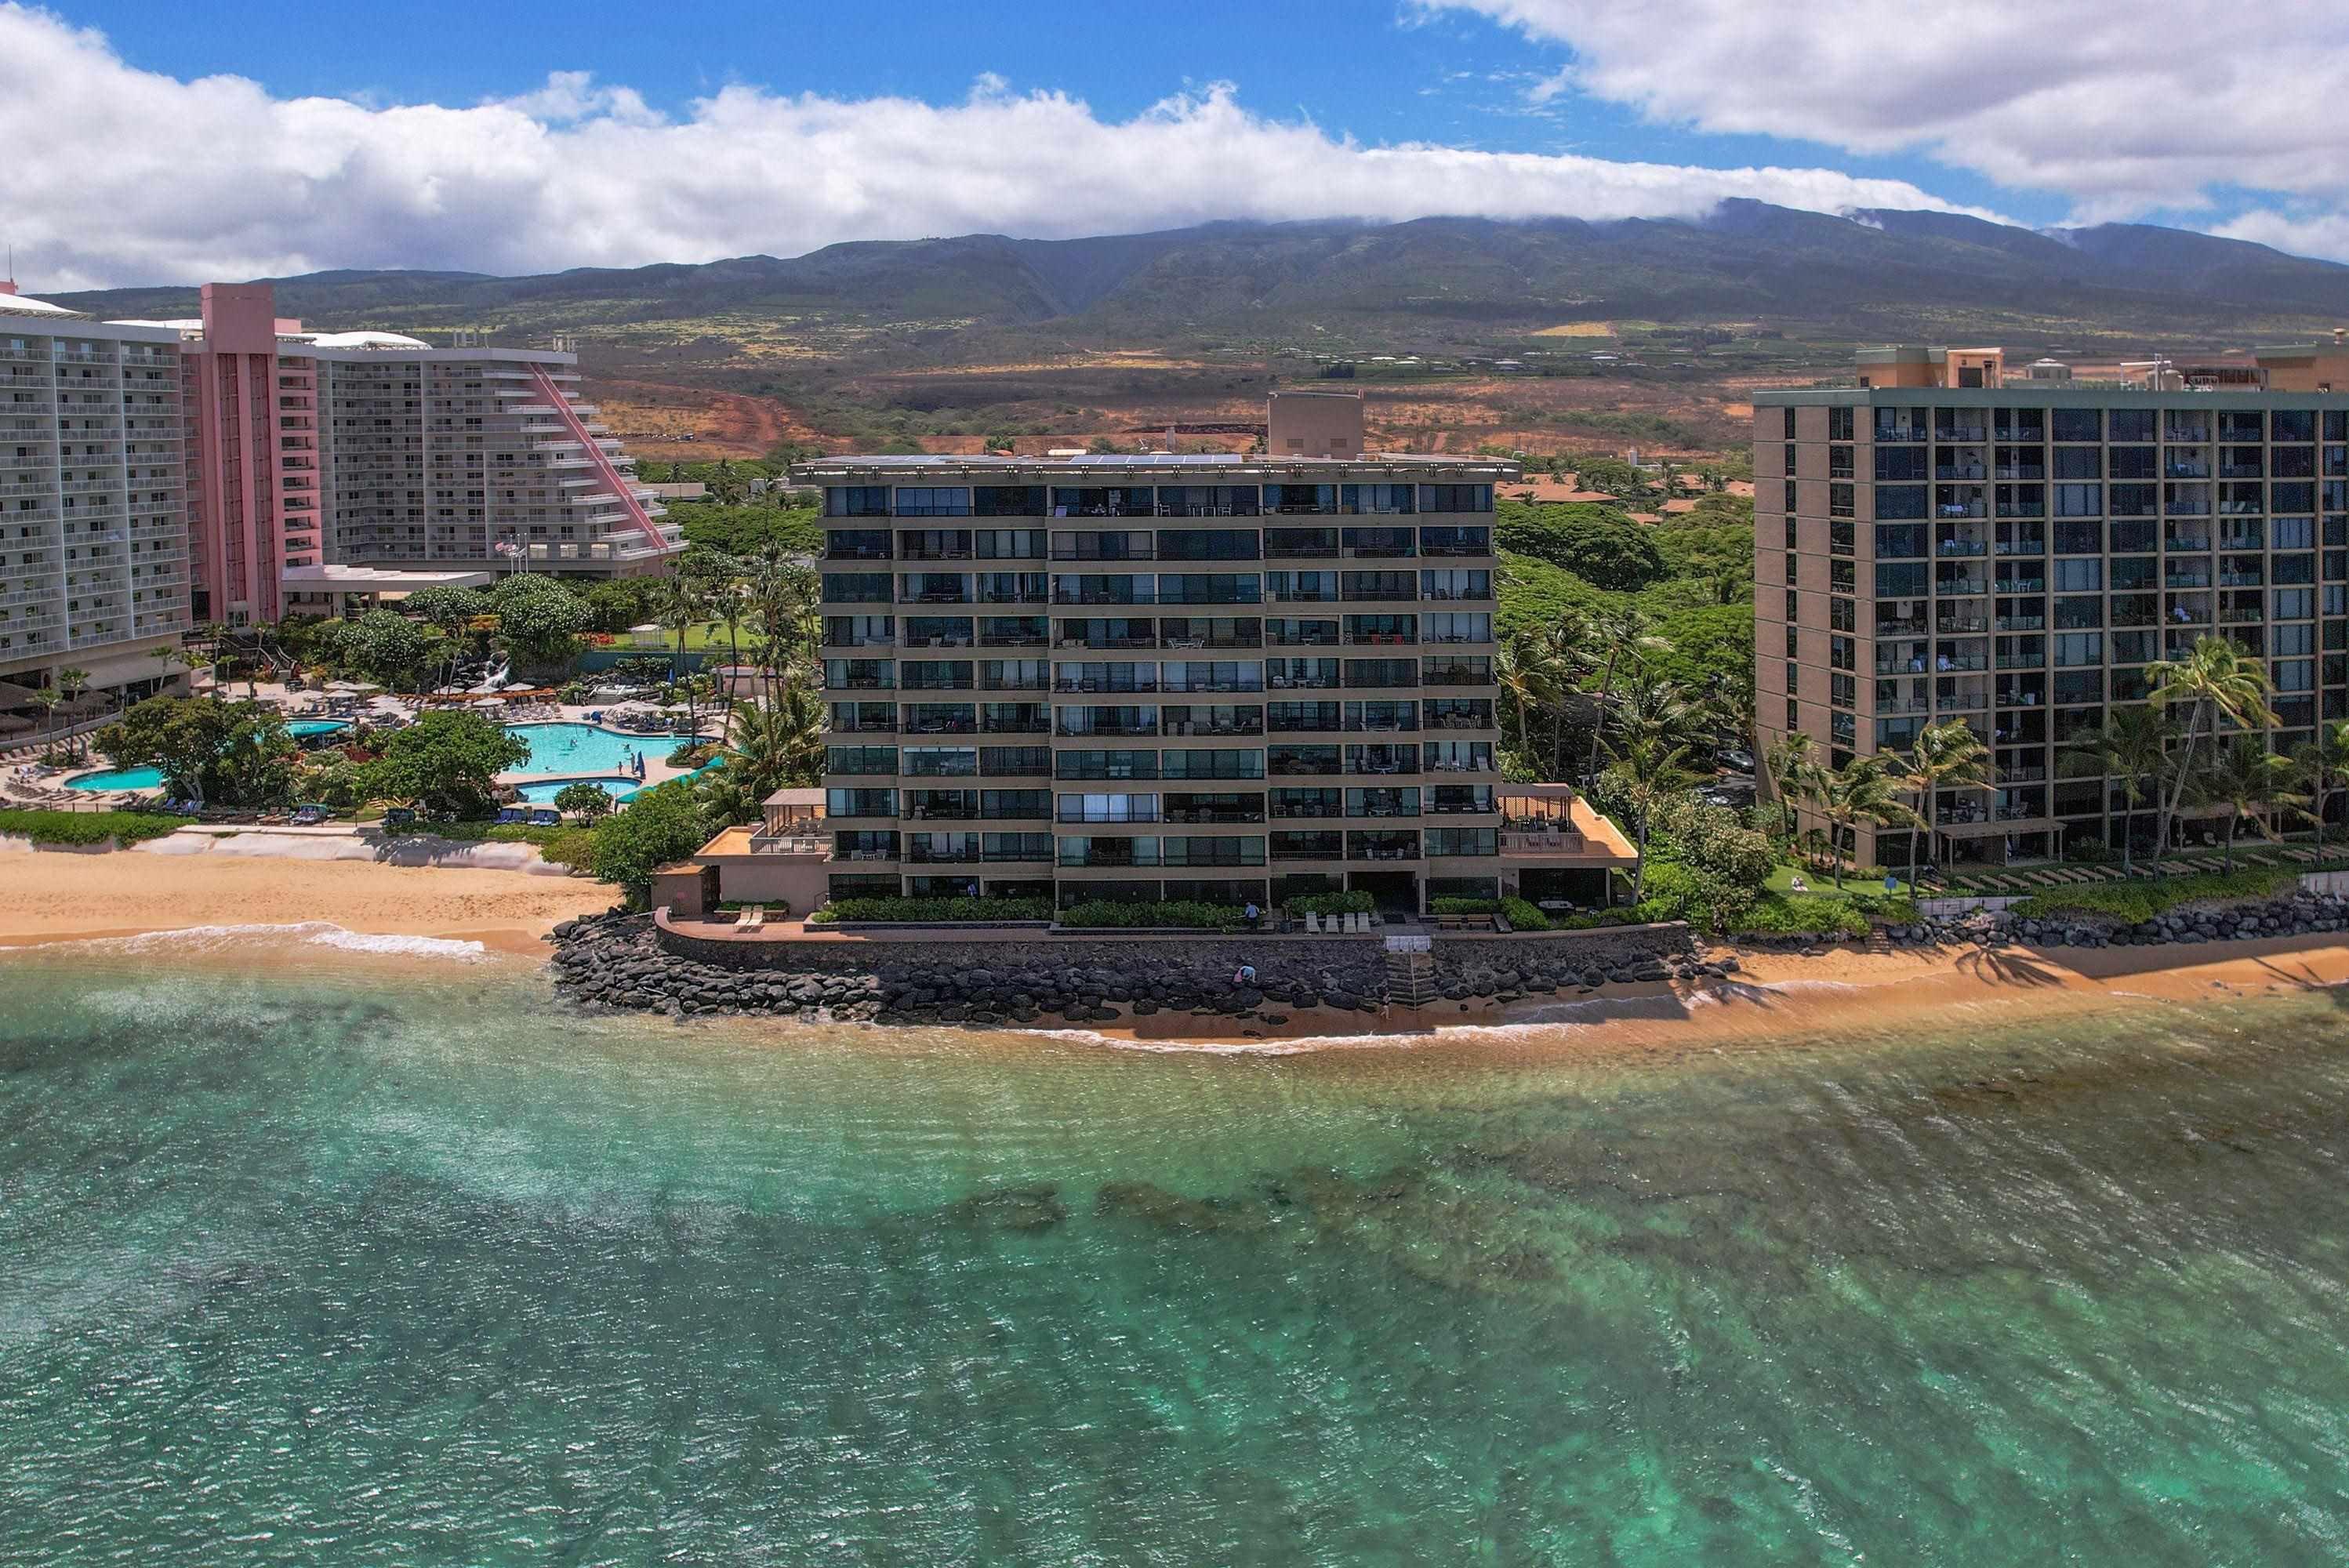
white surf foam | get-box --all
[59,921,490,962]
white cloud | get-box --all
[1436,0,2349,242]
[0,2,1995,290]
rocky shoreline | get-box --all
[543,888,2349,1030]
[546,912,1700,1025]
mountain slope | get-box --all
[46,204,2349,345]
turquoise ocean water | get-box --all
[5,942,2349,1563]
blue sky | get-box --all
[71,0,2046,220]
[9,1,2349,287]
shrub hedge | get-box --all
[1058,899,1248,929]
[1428,896,1499,915]
[0,808,183,847]
[1500,896,1552,931]
[1287,891,1375,916]
[2010,867,2299,924]
[810,895,1052,924]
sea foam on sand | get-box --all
[84,922,492,961]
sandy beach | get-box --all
[5,837,2347,1053]
[0,843,610,956]
[1084,931,2349,1057]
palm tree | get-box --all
[1817,753,1922,890]
[1763,730,1819,843]
[1537,615,1593,781]
[34,685,61,756]
[2191,735,2291,873]
[651,570,708,730]
[2146,635,2278,871]
[1580,606,1672,787]
[699,549,750,696]
[1497,629,1566,768]
[1610,671,1706,761]
[700,684,826,826]
[746,546,816,704]
[2062,706,2173,877]
[2290,719,2349,866]
[1897,720,1991,892]
[56,667,91,758]
[1600,731,1696,903]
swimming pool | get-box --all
[510,775,641,804]
[64,764,166,791]
[66,717,350,791]
[503,723,700,775]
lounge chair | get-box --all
[528,808,562,828]
[496,806,525,825]
[738,906,766,931]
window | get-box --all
[1784,408,1798,439]
[2049,447,2100,481]
[894,486,973,517]
[1829,445,1854,479]
[1830,482,1855,517]
[2055,484,2103,517]
[2275,622,2315,656]
[2051,408,2102,443]
[1784,517,1799,549]
[1876,561,1928,597]
[1875,447,1928,482]
[1830,597,1855,633]
[2278,587,2315,620]
[1875,523,1927,558]
[2055,559,2104,593]
[2054,520,2103,554]
[1828,407,1855,441]
[2109,408,2158,443]
[2276,410,2316,443]
[826,485,891,517]
[1876,485,1928,521]
[1418,484,1491,514]
[2054,632,2104,666]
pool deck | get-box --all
[9,688,715,811]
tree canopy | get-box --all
[670,500,822,558]
[97,696,299,806]
[488,574,592,668]
[586,779,712,902]
[339,608,445,692]
[361,709,531,815]
[1495,500,1667,593]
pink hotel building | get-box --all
[165,283,680,625]
[6,275,679,701]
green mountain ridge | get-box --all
[48,203,2349,348]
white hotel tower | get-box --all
[0,281,190,700]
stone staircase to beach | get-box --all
[1383,947,1434,1013]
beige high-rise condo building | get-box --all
[1758,343,2349,870]
[802,393,1637,915]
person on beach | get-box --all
[1789,873,1810,893]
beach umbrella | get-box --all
[57,692,114,717]
[0,713,32,734]
[0,679,44,706]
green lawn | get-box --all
[1763,862,1904,898]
